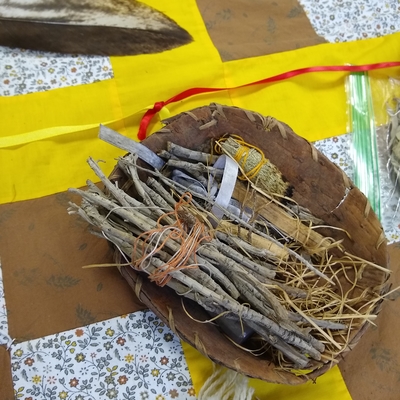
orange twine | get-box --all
[132,192,212,286]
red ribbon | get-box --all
[138,61,400,140]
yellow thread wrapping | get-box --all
[217,136,291,197]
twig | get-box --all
[167,141,219,164]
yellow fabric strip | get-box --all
[0,0,231,204]
[0,105,171,149]
[1,123,108,149]
[109,0,230,138]
[2,28,400,203]
[223,32,400,142]
[0,75,123,136]
[182,342,352,400]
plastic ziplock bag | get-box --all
[346,72,400,241]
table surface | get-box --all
[2,1,400,399]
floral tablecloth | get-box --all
[2,1,400,399]
[10,312,193,400]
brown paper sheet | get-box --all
[196,0,326,61]
[0,191,145,342]
[339,243,400,400]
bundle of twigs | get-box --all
[68,123,391,376]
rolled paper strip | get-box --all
[99,125,165,170]
[171,169,210,197]
[211,155,239,225]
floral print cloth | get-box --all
[299,0,400,43]
[10,311,194,400]
[0,46,113,97]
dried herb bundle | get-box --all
[69,124,391,378]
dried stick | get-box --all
[157,149,178,160]
[147,177,176,208]
[132,162,334,284]
[167,267,323,357]
[142,183,174,213]
[181,286,323,360]
[167,141,219,164]
[210,239,276,277]
[119,155,169,222]
[200,253,308,338]
[144,163,329,280]
[195,256,241,300]
[76,193,241,303]
[69,189,157,232]
[198,242,276,283]
[218,220,290,261]
[180,268,231,299]
[166,158,223,179]
[288,313,347,330]
[187,296,311,369]
[214,230,278,266]
[87,157,142,210]
[262,281,308,300]
[246,320,312,369]
[233,182,336,254]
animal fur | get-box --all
[0,0,192,55]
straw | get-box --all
[348,71,381,219]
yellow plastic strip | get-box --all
[0,106,161,149]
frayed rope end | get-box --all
[197,364,255,400]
